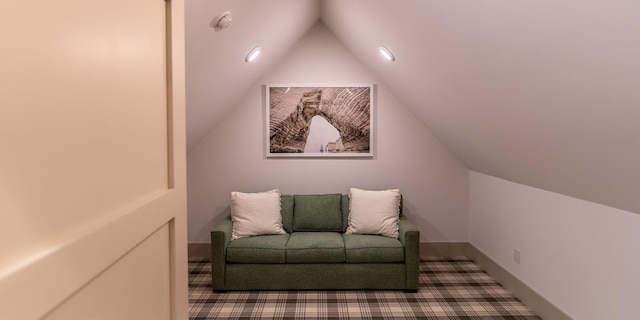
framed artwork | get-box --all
[266,85,374,158]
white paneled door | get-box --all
[0,0,188,319]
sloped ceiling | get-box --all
[186,0,640,214]
[185,0,320,148]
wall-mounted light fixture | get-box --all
[245,46,261,62]
[379,45,395,61]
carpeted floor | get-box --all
[189,257,541,319]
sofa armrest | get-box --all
[211,217,233,291]
[398,214,420,290]
[398,214,419,246]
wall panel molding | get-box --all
[0,191,181,319]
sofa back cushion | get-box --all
[280,195,295,233]
[341,195,350,233]
[293,194,343,232]
[283,193,403,233]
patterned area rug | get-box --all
[189,257,540,319]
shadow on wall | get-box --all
[402,200,447,242]
[202,206,231,241]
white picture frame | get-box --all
[266,85,374,158]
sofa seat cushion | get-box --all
[343,234,404,263]
[227,234,290,263]
[286,232,345,263]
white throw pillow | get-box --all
[346,188,401,238]
[230,189,286,240]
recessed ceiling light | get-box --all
[245,46,261,62]
[379,45,395,61]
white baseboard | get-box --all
[467,245,572,320]
[419,242,469,257]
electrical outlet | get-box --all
[514,248,521,264]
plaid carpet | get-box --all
[189,257,540,319]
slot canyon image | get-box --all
[267,86,372,157]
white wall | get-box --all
[187,23,469,243]
[324,0,640,216]
[469,171,640,320]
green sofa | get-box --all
[210,193,420,291]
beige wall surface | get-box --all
[0,0,188,319]
[469,171,640,320]
[187,23,469,243]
